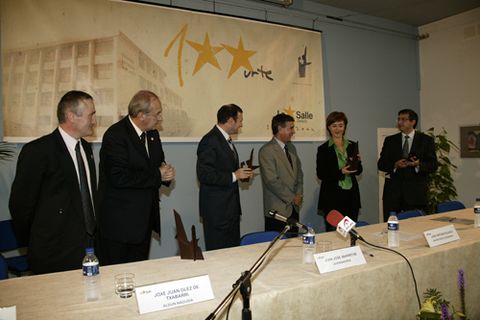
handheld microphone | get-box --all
[326,210,364,242]
[268,210,308,231]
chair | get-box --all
[0,220,29,276]
[397,210,424,220]
[0,255,8,280]
[240,231,284,246]
[436,201,466,213]
[355,221,369,227]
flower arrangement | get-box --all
[417,269,466,320]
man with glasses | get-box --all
[378,108,437,221]
[99,90,175,264]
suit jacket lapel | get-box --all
[123,117,149,160]
[213,126,237,165]
[53,129,82,197]
[410,132,421,156]
[395,132,403,155]
[271,138,294,177]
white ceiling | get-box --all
[307,0,480,26]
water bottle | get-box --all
[302,224,316,264]
[83,247,101,301]
[387,212,399,248]
[474,198,480,228]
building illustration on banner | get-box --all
[2,32,191,139]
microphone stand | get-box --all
[205,224,291,320]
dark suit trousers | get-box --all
[382,195,426,222]
[265,208,299,237]
[203,215,240,251]
[99,212,153,265]
[100,233,151,265]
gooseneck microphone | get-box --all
[326,209,421,309]
[326,210,364,242]
[268,210,308,231]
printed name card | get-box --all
[135,274,214,314]
[424,224,460,248]
[314,246,366,274]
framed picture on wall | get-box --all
[460,126,480,158]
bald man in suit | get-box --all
[98,90,175,265]
[259,113,304,236]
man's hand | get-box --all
[234,167,253,180]
[293,194,303,207]
[160,163,175,182]
[407,156,420,167]
[395,159,409,169]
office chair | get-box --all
[436,201,466,213]
[240,231,285,246]
[398,210,424,220]
[0,255,8,280]
[0,220,29,276]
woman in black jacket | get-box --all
[317,111,362,231]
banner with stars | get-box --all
[1,0,326,141]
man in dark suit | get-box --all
[9,91,97,274]
[378,109,437,221]
[197,104,253,251]
[99,90,175,265]
[259,113,303,236]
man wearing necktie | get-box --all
[259,113,304,236]
[197,104,253,250]
[378,109,438,221]
[9,91,98,274]
[99,90,175,264]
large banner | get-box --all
[1,0,325,141]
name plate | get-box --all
[424,224,460,248]
[135,274,214,314]
[314,246,366,274]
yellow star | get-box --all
[283,105,295,116]
[222,37,256,78]
[186,33,224,75]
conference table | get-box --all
[1,209,479,319]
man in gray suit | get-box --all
[259,113,303,236]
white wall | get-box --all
[419,7,480,208]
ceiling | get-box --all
[307,0,480,26]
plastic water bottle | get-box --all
[474,198,480,228]
[302,224,316,264]
[387,212,399,248]
[83,247,101,301]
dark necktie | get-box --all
[284,144,293,168]
[402,135,410,159]
[75,141,96,236]
[228,138,238,162]
[140,132,149,156]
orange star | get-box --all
[283,105,295,116]
[222,37,256,78]
[186,33,224,75]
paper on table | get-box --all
[0,306,16,320]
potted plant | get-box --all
[424,128,459,214]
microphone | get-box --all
[326,210,364,242]
[268,210,308,231]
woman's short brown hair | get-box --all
[326,111,348,136]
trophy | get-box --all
[240,148,260,182]
[346,141,360,171]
